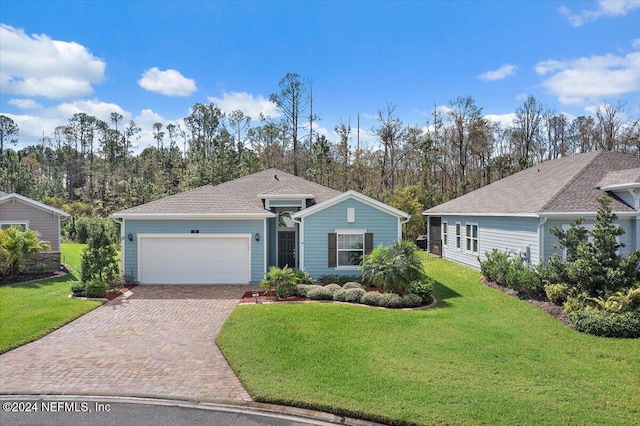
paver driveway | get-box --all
[0,285,259,402]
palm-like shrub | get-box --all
[261,265,298,298]
[360,240,425,293]
[0,227,51,275]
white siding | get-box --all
[440,216,540,269]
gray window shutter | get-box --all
[328,233,337,267]
[364,233,374,254]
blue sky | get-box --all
[1,0,639,151]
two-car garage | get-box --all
[137,234,252,284]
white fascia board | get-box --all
[110,213,276,220]
[599,183,640,191]
[423,211,539,218]
[539,211,639,219]
[0,193,69,217]
[258,193,314,199]
[294,190,409,219]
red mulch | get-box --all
[104,284,137,300]
[481,279,571,327]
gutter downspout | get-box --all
[293,217,304,270]
[399,216,411,241]
[630,189,640,252]
[537,215,547,265]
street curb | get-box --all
[0,393,384,425]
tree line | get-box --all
[1,73,639,238]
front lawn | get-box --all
[0,243,102,354]
[217,258,640,425]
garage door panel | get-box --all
[139,236,251,284]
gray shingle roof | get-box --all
[112,169,341,216]
[424,151,640,215]
[597,168,640,188]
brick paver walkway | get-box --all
[0,285,260,401]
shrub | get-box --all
[323,283,342,294]
[261,265,297,298]
[343,282,363,290]
[378,293,402,308]
[408,278,435,302]
[545,283,570,305]
[564,292,590,314]
[71,282,86,297]
[343,288,366,303]
[81,219,119,284]
[0,227,51,275]
[306,286,334,300]
[84,280,108,298]
[589,287,640,313]
[480,249,512,284]
[401,293,423,308]
[295,284,317,297]
[569,309,640,338]
[293,268,315,285]
[333,289,347,302]
[361,291,382,306]
[361,240,425,293]
[317,274,362,285]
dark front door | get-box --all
[278,231,295,268]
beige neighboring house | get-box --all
[0,191,69,271]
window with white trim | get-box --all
[455,222,461,250]
[442,222,448,247]
[0,222,28,231]
[465,223,478,254]
[337,233,364,267]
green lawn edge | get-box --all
[217,257,640,426]
[0,243,102,354]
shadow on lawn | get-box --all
[1,271,79,288]
[431,281,462,309]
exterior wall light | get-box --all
[127,233,133,242]
[255,233,260,242]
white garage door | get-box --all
[139,234,251,284]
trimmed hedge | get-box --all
[400,293,423,308]
[333,289,347,302]
[343,282,363,290]
[307,286,334,300]
[343,288,366,303]
[378,293,402,308]
[569,309,640,338]
[323,283,342,295]
[361,291,382,306]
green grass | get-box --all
[217,258,640,425]
[0,243,102,354]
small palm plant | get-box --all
[261,265,298,299]
[0,227,51,275]
[361,240,425,294]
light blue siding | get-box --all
[440,216,540,269]
[543,217,636,260]
[301,199,400,278]
[123,219,265,283]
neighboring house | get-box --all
[0,191,70,270]
[423,151,640,270]
[111,169,409,284]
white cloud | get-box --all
[0,24,105,98]
[207,91,280,120]
[633,38,640,49]
[8,98,41,109]
[484,113,516,128]
[560,0,640,27]
[478,64,518,81]
[534,51,640,105]
[515,92,529,101]
[138,67,196,97]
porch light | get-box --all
[255,233,260,242]
[127,233,133,242]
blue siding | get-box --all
[301,198,400,278]
[543,217,636,260]
[440,216,540,269]
[123,219,265,283]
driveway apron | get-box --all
[0,285,258,402]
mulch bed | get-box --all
[481,279,571,327]
[104,284,138,300]
[239,290,306,304]
[0,270,67,285]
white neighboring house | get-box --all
[423,151,640,269]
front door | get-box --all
[278,231,295,268]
